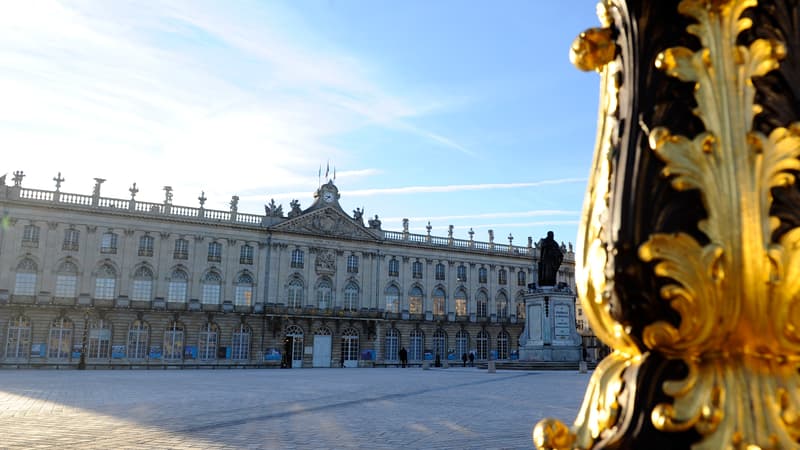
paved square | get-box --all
[0,367,591,449]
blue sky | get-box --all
[0,0,600,247]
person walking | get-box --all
[461,353,468,367]
[399,347,408,368]
[468,351,475,367]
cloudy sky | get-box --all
[0,0,600,246]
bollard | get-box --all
[579,361,587,374]
[487,361,496,373]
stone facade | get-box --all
[0,174,575,368]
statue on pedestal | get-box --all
[537,231,563,287]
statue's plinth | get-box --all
[519,286,581,361]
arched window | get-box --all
[385,285,400,313]
[5,316,31,359]
[455,330,469,359]
[476,330,489,360]
[497,331,510,360]
[341,328,359,365]
[496,292,509,319]
[455,289,467,316]
[163,321,184,361]
[432,287,446,316]
[231,323,251,361]
[131,266,153,301]
[409,329,424,361]
[409,286,423,314]
[55,261,78,298]
[286,325,304,364]
[95,264,117,300]
[477,291,488,319]
[168,269,188,303]
[317,278,332,309]
[198,322,219,360]
[384,328,399,362]
[48,317,73,359]
[516,293,526,320]
[234,272,254,306]
[14,258,37,296]
[127,320,149,360]
[287,278,304,308]
[291,249,304,268]
[88,318,111,359]
[388,258,399,277]
[435,263,445,280]
[201,271,222,305]
[433,328,447,359]
[343,281,359,312]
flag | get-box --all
[333,166,336,180]
[325,161,330,179]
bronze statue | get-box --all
[537,231,563,287]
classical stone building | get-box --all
[0,171,575,368]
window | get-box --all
[55,261,78,298]
[167,269,188,303]
[100,232,118,254]
[127,320,149,360]
[384,328,399,361]
[208,242,222,262]
[496,292,509,319]
[63,228,80,251]
[317,278,332,309]
[435,263,445,281]
[94,264,117,300]
[240,244,253,265]
[48,317,73,359]
[87,319,111,359]
[498,268,507,285]
[433,287,446,316]
[477,291,488,319]
[412,261,423,279]
[478,267,488,284]
[455,289,467,316]
[287,279,304,308]
[341,328,359,364]
[201,271,222,304]
[231,324,251,361]
[5,316,31,359]
[138,235,154,257]
[517,270,526,286]
[343,281,359,312]
[291,249,304,268]
[455,330,469,359]
[388,258,399,277]
[457,264,467,282]
[22,224,39,247]
[409,329,424,361]
[497,331,509,360]
[433,328,447,359]
[286,325,304,363]
[347,254,359,274]
[163,321,184,361]
[131,266,153,301]
[234,273,254,306]
[14,258,37,296]
[385,285,400,313]
[174,238,188,260]
[409,286,423,314]
[198,322,219,360]
[476,330,489,360]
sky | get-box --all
[0,0,601,247]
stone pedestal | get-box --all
[519,287,581,361]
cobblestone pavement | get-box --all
[0,367,591,449]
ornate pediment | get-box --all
[270,207,379,241]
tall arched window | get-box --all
[14,258,37,296]
[5,316,31,359]
[201,271,222,304]
[409,286,423,314]
[163,321,184,361]
[55,261,78,298]
[94,264,117,300]
[131,266,153,301]
[88,318,111,359]
[497,330,509,360]
[341,328,359,366]
[432,287,446,316]
[317,278,332,309]
[198,322,219,360]
[234,272,254,306]
[476,291,488,318]
[455,289,467,316]
[231,323,251,361]
[48,317,73,359]
[476,330,489,360]
[496,292,509,319]
[385,285,400,313]
[384,328,399,362]
[432,328,447,359]
[343,281,359,312]
[287,278,304,308]
[167,269,188,303]
[127,320,149,360]
[455,330,469,358]
[286,325,304,364]
[409,329,424,361]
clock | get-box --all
[323,191,334,203]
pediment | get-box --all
[271,207,379,241]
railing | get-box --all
[381,229,533,256]
[98,197,129,209]
[18,188,54,202]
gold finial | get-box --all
[570,27,615,72]
[533,418,575,450]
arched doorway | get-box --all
[340,327,359,368]
[313,327,332,367]
[284,325,304,368]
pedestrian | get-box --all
[399,347,408,368]
[468,351,475,367]
[340,356,345,368]
[461,352,467,367]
